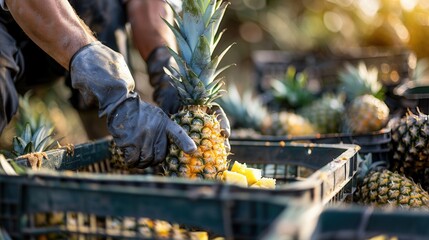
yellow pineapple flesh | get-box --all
[222,170,248,187]
[251,178,277,189]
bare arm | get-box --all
[5,0,96,69]
[126,0,176,61]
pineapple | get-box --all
[251,178,276,189]
[243,167,262,185]
[262,111,316,137]
[226,161,276,189]
[217,83,268,132]
[298,93,345,134]
[1,93,59,168]
[269,66,314,109]
[338,62,390,134]
[389,111,429,191]
[16,91,53,134]
[5,123,59,169]
[162,0,233,179]
[338,62,383,100]
[218,83,316,137]
[355,154,429,209]
[222,170,248,187]
[230,161,247,175]
[344,94,390,134]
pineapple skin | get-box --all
[261,111,316,137]
[356,169,429,209]
[390,112,429,190]
[298,93,345,134]
[345,94,389,134]
[164,106,228,179]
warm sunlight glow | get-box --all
[357,0,380,17]
[400,0,418,11]
[324,11,343,32]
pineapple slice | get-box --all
[251,178,276,189]
[222,170,248,187]
[244,167,262,185]
[189,231,209,240]
[230,161,247,175]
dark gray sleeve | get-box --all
[0,0,6,10]
[0,24,22,133]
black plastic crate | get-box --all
[0,172,290,240]
[264,205,429,240]
[14,138,359,205]
[230,127,391,163]
[1,138,359,239]
[394,80,429,115]
[252,48,414,94]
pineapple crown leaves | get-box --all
[217,83,268,130]
[270,66,314,109]
[338,62,385,101]
[163,0,235,106]
[4,123,59,158]
[0,154,26,175]
[356,153,387,184]
[16,92,53,134]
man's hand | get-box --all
[70,42,196,168]
[147,46,181,115]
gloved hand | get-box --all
[147,47,231,152]
[70,41,197,168]
[208,103,231,152]
[146,46,181,115]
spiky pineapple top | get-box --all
[6,123,58,158]
[163,0,234,106]
[338,62,383,100]
[270,66,314,109]
[217,83,268,131]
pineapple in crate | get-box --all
[1,93,60,169]
[298,93,346,134]
[217,83,317,138]
[338,62,390,134]
[354,154,429,209]
[269,66,315,110]
[266,65,345,135]
[162,0,234,179]
[389,110,429,191]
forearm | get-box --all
[5,0,96,69]
[126,0,176,61]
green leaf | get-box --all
[191,36,211,77]
[0,155,17,176]
[23,142,34,154]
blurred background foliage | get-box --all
[222,0,429,56]
[215,0,429,92]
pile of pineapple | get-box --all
[222,161,276,189]
[349,108,429,210]
[219,62,390,138]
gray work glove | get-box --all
[70,42,197,168]
[147,47,231,152]
[147,46,181,115]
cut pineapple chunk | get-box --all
[230,161,247,175]
[244,167,262,185]
[189,231,208,240]
[222,170,248,187]
[251,177,276,189]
